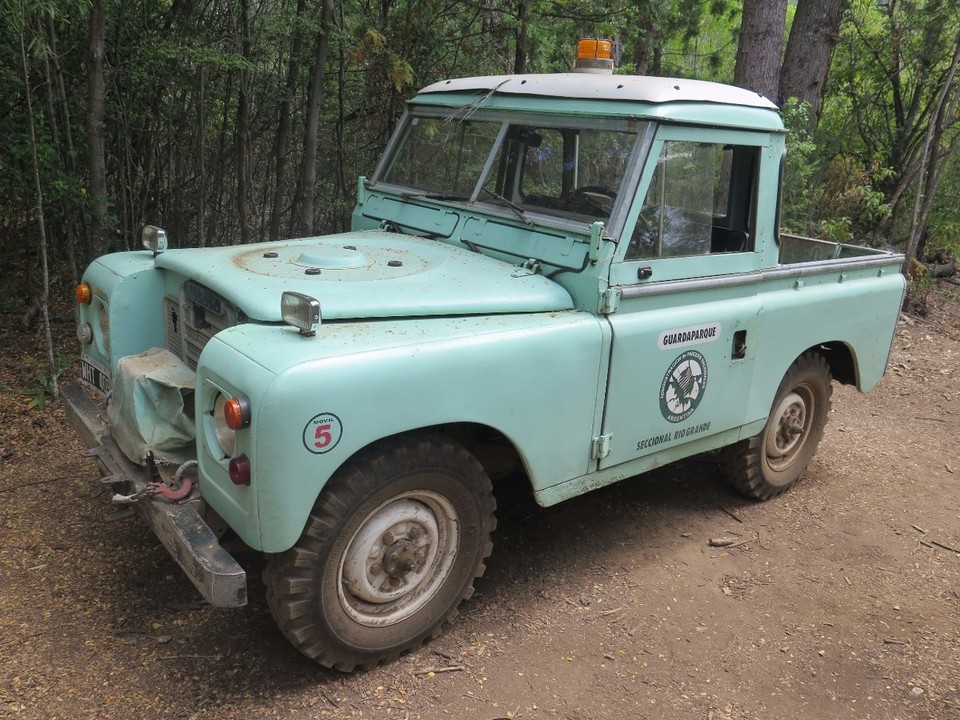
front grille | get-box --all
[164,281,241,369]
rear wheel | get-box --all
[264,433,495,671]
[723,352,832,500]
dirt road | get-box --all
[1,289,958,720]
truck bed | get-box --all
[779,233,895,265]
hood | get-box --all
[153,231,574,321]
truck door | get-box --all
[599,126,776,470]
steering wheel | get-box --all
[565,185,617,216]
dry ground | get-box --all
[1,283,958,720]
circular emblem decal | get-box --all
[659,351,708,423]
[303,412,343,454]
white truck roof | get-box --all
[417,73,778,110]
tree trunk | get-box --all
[633,3,662,76]
[86,0,110,258]
[734,0,788,101]
[236,0,252,245]
[905,34,960,265]
[513,0,527,74]
[269,0,307,242]
[335,1,349,210]
[292,0,336,238]
[43,12,79,281]
[779,0,846,115]
[20,14,59,401]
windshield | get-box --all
[381,116,502,197]
[377,112,646,226]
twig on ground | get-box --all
[719,506,744,524]
[413,665,465,675]
[709,535,752,549]
[721,623,746,663]
[930,539,960,554]
[158,654,223,660]
[0,476,70,493]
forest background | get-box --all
[2,0,960,396]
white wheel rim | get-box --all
[338,491,459,627]
[766,390,808,468]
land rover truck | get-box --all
[65,42,906,671]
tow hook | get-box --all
[112,458,198,505]
[145,475,194,501]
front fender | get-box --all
[203,311,604,553]
[79,251,166,373]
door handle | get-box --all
[637,266,653,280]
[733,329,747,359]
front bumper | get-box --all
[63,382,247,608]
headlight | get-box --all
[281,292,321,336]
[142,225,168,253]
[96,299,110,352]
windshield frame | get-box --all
[369,106,653,240]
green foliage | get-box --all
[927,150,960,257]
[780,99,820,235]
[0,0,958,268]
[818,216,853,243]
[22,353,68,410]
[818,0,960,249]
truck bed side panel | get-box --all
[744,265,905,427]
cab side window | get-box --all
[627,141,758,260]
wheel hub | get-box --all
[382,538,422,579]
[338,492,460,627]
[767,391,808,462]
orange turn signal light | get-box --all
[577,38,613,61]
[224,396,251,430]
[75,283,93,304]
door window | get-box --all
[627,141,758,260]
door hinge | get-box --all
[598,287,621,315]
[592,433,612,460]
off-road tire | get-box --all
[263,432,496,671]
[723,352,832,500]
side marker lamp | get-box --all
[224,396,251,430]
[142,225,168,254]
[75,283,92,304]
[281,292,321,336]
[229,455,251,486]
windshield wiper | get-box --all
[403,191,471,201]
[480,187,533,225]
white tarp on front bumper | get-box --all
[107,347,196,466]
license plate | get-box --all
[80,357,112,394]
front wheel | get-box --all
[264,433,496,671]
[723,352,832,500]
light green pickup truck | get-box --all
[65,64,905,671]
